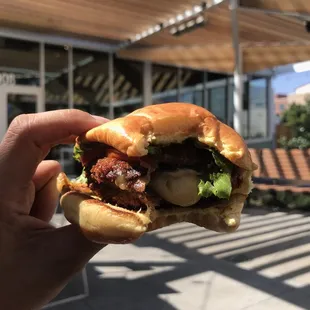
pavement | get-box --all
[45,207,310,310]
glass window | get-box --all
[45,44,70,112]
[152,64,178,104]
[180,91,194,103]
[112,59,143,116]
[114,103,142,119]
[194,90,203,107]
[209,86,226,123]
[7,94,36,127]
[0,37,39,86]
[249,78,268,138]
[73,49,109,117]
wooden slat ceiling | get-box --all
[0,0,203,41]
[240,0,310,14]
[0,0,309,73]
[119,44,235,73]
[119,0,310,73]
[118,43,310,74]
[142,2,310,46]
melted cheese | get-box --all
[150,169,201,207]
[115,175,127,190]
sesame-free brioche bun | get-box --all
[83,103,257,171]
[58,103,257,244]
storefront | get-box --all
[0,36,274,154]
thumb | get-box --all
[45,224,106,276]
[32,225,105,308]
[4,224,106,310]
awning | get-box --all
[0,0,309,73]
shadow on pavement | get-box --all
[49,207,310,310]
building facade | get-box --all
[0,36,274,164]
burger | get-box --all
[57,103,257,244]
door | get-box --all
[0,85,44,141]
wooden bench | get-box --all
[248,148,310,194]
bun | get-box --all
[57,171,253,244]
[84,103,257,171]
[60,191,151,244]
[60,191,246,244]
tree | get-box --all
[278,99,310,149]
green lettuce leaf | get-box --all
[74,168,87,184]
[198,172,232,200]
[73,145,83,162]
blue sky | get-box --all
[272,71,310,95]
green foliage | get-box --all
[278,134,310,150]
[248,188,310,210]
[278,100,310,149]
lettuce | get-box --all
[73,145,83,162]
[74,168,87,184]
[198,173,232,200]
[198,149,233,200]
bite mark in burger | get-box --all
[57,103,257,244]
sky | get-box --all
[272,70,310,95]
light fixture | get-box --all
[127,1,209,44]
[185,10,193,17]
[194,5,203,13]
[169,18,175,25]
[196,15,204,24]
[170,27,178,35]
[177,14,184,21]
[154,25,161,32]
[187,20,195,28]
[169,14,206,37]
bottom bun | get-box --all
[60,191,151,244]
[60,190,247,244]
[148,193,246,233]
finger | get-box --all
[0,109,108,191]
[91,115,109,123]
[31,161,62,222]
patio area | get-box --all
[48,207,310,310]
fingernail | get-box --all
[91,115,109,123]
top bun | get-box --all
[84,103,256,171]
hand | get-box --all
[0,109,108,310]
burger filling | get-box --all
[72,138,243,211]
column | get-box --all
[68,46,74,109]
[38,42,45,113]
[143,61,152,106]
[230,0,243,135]
[108,53,114,119]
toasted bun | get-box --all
[57,169,253,244]
[60,191,151,244]
[84,103,257,171]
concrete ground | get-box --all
[46,207,310,310]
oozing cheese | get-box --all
[150,169,201,207]
[115,175,127,190]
